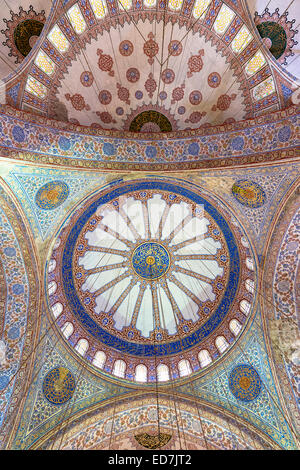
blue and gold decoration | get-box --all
[42,367,76,405]
[132,242,170,279]
[232,180,266,208]
[229,364,262,402]
[35,181,70,210]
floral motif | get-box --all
[119,40,134,56]
[161,69,175,84]
[207,72,221,88]
[143,32,159,65]
[189,90,202,105]
[80,71,94,87]
[35,181,70,210]
[168,40,182,56]
[117,83,130,105]
[212,94,236,111]
[187,49,204,77]
[126,68,140,83]
[97,48,114,76]
[185,111,207,124]
[171,84,185,104]
[96,111,116,124]
[144,73,157,98]
[65,93,90,111]
[98,90,112,105]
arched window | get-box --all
[75,338,89,356]
[90,0,107,19]
[144,0,157,7]
[48,259,56,273]
[215,336,229,354]
[53,238,61,250]
[157,364,170,382]
[51,302,63,318]
[178,359,192,377]
[241,236,249,248]
[168,0,184,11]
[62,322,73,339]
[240,299,251,315]
[113,359,126,378]
[245,279,254,294]
[93,351,106,369]
[135,364,147,382]
[229,319,242,336]
[48,280,57,295]
[246,257,254,271]
[193,0,212,19]
[198,349,212,368]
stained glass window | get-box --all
[231,24,253,54]
[213,3,235,35]
[118,0,132,10]
[252,76,275,101]
[89,0,107,18]
[25,75,47,98]
[168,0,184,11]
[67,3,87,34]
[144,0,157,7]
[47,24,70,53]
[192,0,212,19]
[34,50,55,75]
[245,50,266,77]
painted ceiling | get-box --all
[0,0,299,453]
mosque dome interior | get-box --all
[0,0,299,452]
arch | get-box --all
[157,363,170,382]
[178,359,192,377]
[135,364,147,382]
[113,359,126,378]
[246,257,254,271]
[198,349,212,368]
[51,302,63,318]
[48,280,57,295]
[240,299,251,315]
[245,278,254,294]
[75,338,89,356]
[93,351,106,369]
[229,319,242,336]
[48,259,56,273]
[215,336,229,354]
[62,322,74,339]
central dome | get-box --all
[47,178,256,383]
